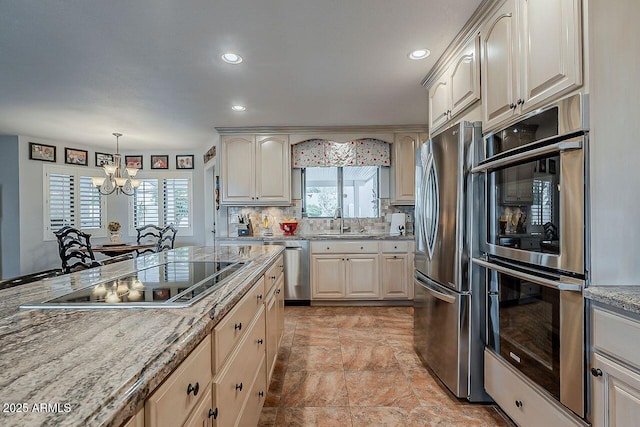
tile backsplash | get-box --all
[226,200,414,237]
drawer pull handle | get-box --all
[258,391,265,397]
[257,294,263,301]
[515,400,523,408]
[276,288,281,294]
[234,322,242,331]
[257,338,264,344]
[394,245,397,249]
[271,275,276,280]
[208,408,218,419]
[235,382,243,391]
[360,246,363,250]
[591,368,603,377]
[187,382,199,396]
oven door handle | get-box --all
[471,139,582,173]
[472,257,583,292]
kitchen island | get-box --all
[0,244,284,426]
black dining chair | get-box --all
[135,224,164,256]
[156,224,177,252]
[54,226,102,274]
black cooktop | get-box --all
[21,261,245,309]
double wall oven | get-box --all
[473,93,588,419]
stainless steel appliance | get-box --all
[477,93,588,276]
[263,240,310,305]
[414,121,490,402]
[21,261,245,309]
[472,94,589,419]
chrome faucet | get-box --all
[333,208,350,233]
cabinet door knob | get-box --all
[258,391,265,397]
[187,382,199,396]
[442,111,448,118]
[509,103,517,109]
[271,275,276,280]
[235,382,243,391]
[517,98,524,105]
[234,322,242,331]
[257,294,263,301]
[257,338,264,344]
[591,368,603,377]
[515,400,523,408]
[208,408,218,419]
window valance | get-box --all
[292,138,390,168]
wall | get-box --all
[588,0,640,285]
[16,135,207,274]
[0,136,21,278]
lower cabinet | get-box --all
[142,253,284,427]
[591,305,640,426]
[311,240,413,301]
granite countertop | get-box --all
[217,233,415,241]
[584,286,640,316]
[0,244,284,427]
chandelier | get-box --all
[92,133,140,196]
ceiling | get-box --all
[0,0,482,150]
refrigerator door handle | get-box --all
[415,277,456,304]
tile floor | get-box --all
[258,306,514,426]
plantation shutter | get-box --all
[47,172,75,232]
[163,178,190,228]
[133,179,160,227]
[79,176,103,229]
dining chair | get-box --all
[54,226,102,274]
[156,224,177,252]
[135,224,164,256]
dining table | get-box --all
[92,243,156,257]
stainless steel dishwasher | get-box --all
[263,240,310,305]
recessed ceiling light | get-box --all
[231,105,246,112]
[408,49,431,60]
[221,52,243,64]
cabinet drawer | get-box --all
[182,385,213,427]
[311,241,378,254]
[592,306,640,369]
[213,278,265,373]
[484,350,583,427]
[381,241,409,253]
[213,308,266,427]
[145,335,212,427]
[237,355,267,427]
[264,255,284,294]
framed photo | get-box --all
[95,152,114,167]
[65,148,88,166]
[151,155,169,169]
[29,142,56,162]
[176,154,194,169]
[548,159,556,174]
[125,155,143,169]
[538,159,546,173]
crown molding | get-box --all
[214,124,429,135]
[421,0,501,88]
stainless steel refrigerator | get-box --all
[413,121,490,402]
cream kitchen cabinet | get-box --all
[428,35,480,133]
[390,133,418,205]
[220,134,291,205]
[481,0,582,131]
[265,255,284,383]
[380,241,414,300]
[591,305,640,427]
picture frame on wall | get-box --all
[65,148,88,166]
[95,152,114,167]
[29,142,56,162]
[548,159,556,174]
[538,159,546,173]
[125,155,143,169]
[151,155,169,169]
[176,154,194,169]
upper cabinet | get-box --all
[390,133,420,205]
[428,36,481,133]
[481,0,582,131]
[221,134,291,205]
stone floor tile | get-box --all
[288,345,344,371]
[341,344,400,371]
[275,407,352,427]
[345,370,420,407]
[280,371,349,407]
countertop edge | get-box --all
[584,285,640,316]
